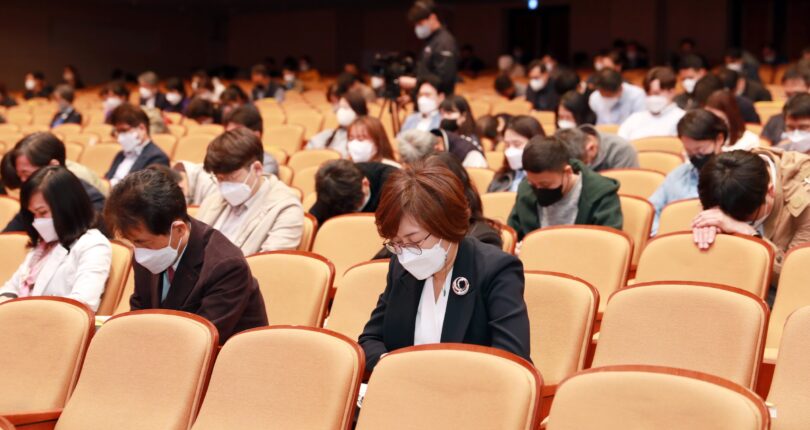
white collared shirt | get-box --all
[617,103,686,141]
[110,143,146,186]
[413,268,453,345]
[213,178,267,242]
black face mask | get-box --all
[533,184,565,207]
[440,118,459,132]
[689,154,712,171]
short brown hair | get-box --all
[644,66,677,92]
[204,127,264,174]
[348,116,395,161]
[375,164,470,242]
[108,102,150,129]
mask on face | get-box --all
[371,76,384,90]
[533,183,565,207]
[529,78,546,92]
[284,74,295,83]
[727,63,744,73]
[33,218,58,243]
[544,62,555,73]
[24,79,36,91]
[138,87,153,100]
[165,92,183,105]
[689,154,712,170]
[417,96,438,114]
[219,169,255,207]
[336,107,357,127]
[191,81,200,91]
[134,223,182,275]
[645,95,670,115]
[414,24,432,40]
[557,119,577,130]
[594,62,604,71]
[682,78,697,94]
[440,118,459,132]
[103,97,122,112]
[348,139,377,162]
[782,130,810,144]
[397,239,448,280]
[117,129,142,153]
[504,146,524,171]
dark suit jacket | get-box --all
[130,218,268,343]
[309,161,396,225]
[139,92,170,111]
[104,141,170,180]
[50,108,83,128]
[359,237,531,372]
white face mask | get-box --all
[104,97,122,112]
[117,129,142,153]
[557,119,577,130]
[504,146,524,171]
[219,169,255,207]
[417,96,438,115]
[682,78,697,94]
[529,78,546,91]
[284,74,295,83]
[414,24,432,39]
[397,238,448,280]
[348,139,377,162]
[24,79,36,91]
[33,218,58,243]
[645,95,670,115]
[165,92,183,105]
[371,76,385,90]
[336,107,357,127]
[139,87,153,100]
[727,63,744,73]
[134,223,182,275]
[594,62,604,71]
[782,130,810,144]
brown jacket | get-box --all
[755,148,810,274]
[130,218,268,342]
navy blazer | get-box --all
[104,141,170,180]
[50,108,83,128]
[359,237,531,372]
[139,92,170,111]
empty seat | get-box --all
[325,260,389,340]
[312,214,382,288]
[191,326,363,430]
[500,224,517,254]
[78,144,122,178]
[481,192,516,224]
[263,124,305,155]
[593,282,768,388]
[0,233,30,285]
[618,195,654,268]
[174,135,214,164]
[0,196,19,231]
[601,168,666,199]
[635,232,773,298]
[637,150,684,175]
[287,149,340,173]
[547,365,769,430]
[767,306,810,430]
[290,165,319,196]
[276,164,294,186]
[286,110,324,140]
[357,344,542,430]
[631,136,683,153]
[151,134,179,159]
[657,198,702,235]
[465,168,495,194]
[764,244,810,362]
[95,241,133,316]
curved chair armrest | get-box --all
[4,409,62,428]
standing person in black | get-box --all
[399,0,459,95]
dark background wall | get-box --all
[0,0,801,90]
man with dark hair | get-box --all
[494,73,525,101]
[195,128,303,255]
[588,69,645,125]
[138,71,169,111]
[23,71,52,100]
[335,72,376,102]
[309,159,396,225]
[618,67,685,140]
[223,104,280,175]
[104,167,267,343]
[716,67,772,103]
[507,136,622,240]
[693,148,810,276]
[724,47,761,83]
[776,93,810,153]
[100,80,130,120]
[649,109,728,233]
[50,84,83,128]
[400,76,444,134]
[525,60,557,111]
[556,125,638,172]
[398,0,458,95]
[762,67,810,145]
[250,64,284,102]
[106,103,170,186]
[688,73,760,123]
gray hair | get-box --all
[397,129,437,164]
[138,71,159,86]
[554,127,589,163]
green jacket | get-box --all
[507,159,623,240]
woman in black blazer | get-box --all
[359,164,531,372]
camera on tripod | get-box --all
[372,52,414,100]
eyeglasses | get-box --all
[383,233,432,256]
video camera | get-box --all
[372,52,415,99]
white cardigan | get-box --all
[0,229,112,312]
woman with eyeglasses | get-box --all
[358,164,531,373]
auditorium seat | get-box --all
[618,195,654,269]
[630,136,683,153]
[491,99,533,116]
[263,124,305,155]
[151,134,178,159]
[190,326,363,430]
[51,310,217,429]
[484,150,504,169]
[635,232,773,298]
[764,244,810,362]
[302,192,317,212]
[754,101,785,124]
[594,124,620,134]
[166,124,187,138]
[82,124,114,141]
[593,282,768,388]
[186,123,224,136]
[162,111,183,126]
[187,205,199,218]
[6,111,32,126]
[520,226,632,316]
[0,233,29,286]
[637,150,684,175]
[286,110,324,140]
[357,344,542,430]
[297,213,318,252]
[245,251,333,327]
[0,196,20,230]
[546,365,769,430]
[79,143,122,178]
[0,417,12,430]
[312,213,382,288]
[657,198,702,235]
[481,191,516,224]
[469,99,491,119]
[601,168,666,199]
[0,133,23,147]
[276,164,294,186]
[113,271,134,315]
[0,297,93,428]
[465,168,495,194]
[767,306,810,430]
[500,223,517,254]
[0,124,20,134]
[287,148,340,173]
[290,165,319,196]
[174,135,214,164]
[95,240,133,316]
[51,123,82,136]
[265,145,288,165]
[324,259,389,340]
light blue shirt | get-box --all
[589,82,646,125]
[399,111,442,136]
[649,162,699,235]
[509,170,527,192]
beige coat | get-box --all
[176,161,218,205]
[755,148,810,274]
[196,175,303,255]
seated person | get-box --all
[61,65,85,89]
[137,71,169,111]
[557,125,639,172]
[196,128,304,255]
[359,163,530,372]
[717,65,771,103]
[399,75,444,134]
[105,103,170,186]
[250,64,284,102]
[100,80,129,121]
[223,104,280,175]
[219,83,250,119]
[307,89,369,158]
[184,97,219,125]
[476,113,511,150]
[335,71,376,103]
[508,136,623,240]
[103,167,268,342]
[525,60,557,111]
[494,73,526,100]
[163,77,189,114]
[50,84,83,128]
[0,166,111,312]
[281,65,304,92]
[762,67,810,145]
[2,132,106,232]
[347,116,400,167]
[438,94,483,148]
[488,115,545,192]
[618,67,685,140]
[588,69,646,125]
[649,109,728,233]
[705,90,761,151]
[397,129,440,165]
[309,159,396,225]
[557,90,597,129]
[775,93,810,153]
[0,83,18,108]
[693,149,810,276]
[692,74,760,123]
[430,128,487,168]
[23,71,53,100]
[673,54,708,109]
